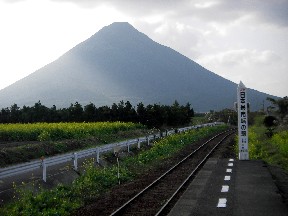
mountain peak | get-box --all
[97,22,142,39]
[0,23,275,111]
[75,21,151,54]
[108,22,133,27]
[99,22,137,34]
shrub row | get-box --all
[238,115,288,171]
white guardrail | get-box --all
[0,122,224,182]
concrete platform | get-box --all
[168,158,288,216]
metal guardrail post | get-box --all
[0,123,224,180]
[96,148,100,163]
[41,158,47,182]
[127,141,130,153]
[73,153,78,170]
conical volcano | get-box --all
[0,22,276,111]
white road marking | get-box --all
[224,176,231,181]
[217,198,227,207]
[216,159,234,208]
[228,163,233,167]
[226,168,232,173]
[221,185,229,192]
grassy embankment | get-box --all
[0,125,228,216]
[240,115,288,171]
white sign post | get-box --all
[237,81,249,160]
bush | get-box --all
[246,122,288,171]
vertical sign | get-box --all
[237,81,249,160]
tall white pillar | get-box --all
[237,81,249,160]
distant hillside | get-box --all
[0,22,277,112]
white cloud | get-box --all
[0,0,129,90]
[0,0,287,98]
[198,49,281,67]
[196,49,287,97]
[194,1,219,9]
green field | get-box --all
[0,125,227,216]
[0,122,144,142]
[0,122,146,167]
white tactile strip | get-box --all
[221,185,229,192]
[217,158,234,208]
[228,163,233,167]
[224,176,231,181]
[217,198,227,207]
[226,168,232,173]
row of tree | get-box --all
[0,100,194,128]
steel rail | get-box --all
[155,130,235,216]
[109,129,234,216]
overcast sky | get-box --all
[0,0,287,97]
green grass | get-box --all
[236,115,288,171]
[0,122,146,167]
[191,116,207,125]
[0,125,227,216]
[0,122,144,142]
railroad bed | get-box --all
[75,129,236,215]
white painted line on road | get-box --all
[226,168,232,173]
[228,163,233,167]
[229,159,234,162]
[224,176,231,181]
[217,198,227,207]
[221,185,229,192]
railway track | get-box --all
[109,129,236,216]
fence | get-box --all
[0,122,223,182]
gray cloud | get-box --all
[2,0,28,3]
[50,0,288,27]
[198,49,282,67]
[4,0,286,96]
[5,0,288,27]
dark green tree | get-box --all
[68,102,84,122]
[124,101,137,122]
[267,96,288,120]
[0,108,10,123]
[137,102,146,124]
[10,104,21,123]
[84,103,97,122]
[31,101,50,122]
